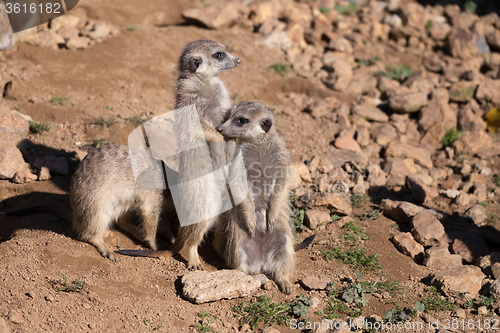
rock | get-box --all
[449,81,476,103]
[345,73,377,96]
[38,167,51,181]
[2,80,30,101]
[0,110,29,139]
[458,107,486,132]
[451,308,466,318]
[87,22,114,42]
[451,231,489,264]
[431,265,485,297]
[423,56,444,73]
[33,156,69,175]
[383,158,416,187]
[250,1,282,25]
[448,28,478,59]
[262,327,280,333]
[424,247,463,268]
[476,252,500,276]
[356,126,371,147]
[334,136,361,152]
[486,30,500,52]
[465,204,486,227]
[181,270,261,304]
[322,59,353,91]
[8,310,23,324]
[307,97,339,119]
[0,143,29,180]
[304,209,330,229]
[453,131,493,156]
[256,30,293,50]
[392,232,424,261]
[381,199,425,224]
[429,23,452,40]
[301,274,331,290]
[11,170,37,184]
[489,278,500,301]
[51,14,79,31]
[411,210,445,247]
[493,263,500,279]
[442,189,460,199]
[295,192,352,216]
[408,177,439,203]
[351,105,388,123]
[290,164,304,188]
[371,123,397,146]
[389,92,428,113]
[182,1,242,29]
[476,35,491,54]
[0,317,8,333]
[66,36,91,50]
[385,143,433,169]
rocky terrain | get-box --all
[0,0,500,332]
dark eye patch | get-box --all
[212,52,226,60]
[235,117,249,126]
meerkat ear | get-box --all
[261,118,272,133]
[189,56,203,72]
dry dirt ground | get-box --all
[0,0,499,332]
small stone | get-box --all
[385,142,433,169]
[371,123,397,146]
[33,156,69,176]
[491,278,500,301]
[87,22,113,42]
[383,158,416,186]
[82,303,92,309]
[345,73,377,96]
[0,143,29,180]
[262,327,280,333]
[301,274,331,290]
[51,14,79,31]
[66,36,92,50]
[182,2,242,29]
[442,189,460,199]
[389,92,428,113]
[0,317,8,333]
[240,323,251,333]
[411,210,445,247]
[381,199,425,224]
[254,274,269,284]
[8,310,23,324]
[408,177,439,203]
[423,247,463,268]
[304,210,330,230]
[448,28,478,59]
[451,308,466,318]
[476,35,491,54]
[392,232,424,261]
[451,231,489,264]
[465,204,487,226]
[478,306,489,315]
[0,109,29,138]
[11,170,37,184]
[351,105,389,123]
[493,263,500,279]
[334,136,361,152]
[45,295,55,302]
[322,59,353,91]
[486,30,500,52]
[262,281,273,290]
[431,265,485,297]
[295,192,352,216]
[453,131,493,156]
[449,81,476,103]
[2,80,30,101]
[38,167,51,181]
[182,270,261,304]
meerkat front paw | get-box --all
[266,208,279,233]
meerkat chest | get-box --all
[243,145,281,202]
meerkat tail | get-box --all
[293,234,316,251]
[114,249,172,258]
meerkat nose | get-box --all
[218,127,223,133]
[236,58,241,65]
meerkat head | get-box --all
[178,39,240,77]
[217,101,275,142]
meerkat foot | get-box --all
[186,245,204,271]
[276,279,294,295]
[94,241,116,262]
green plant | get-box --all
[441,128,462,147]
[425,19,433,30]
[357,57,380,67]
[51,96,72,106]
[143,319,162,332]
[233,294,312,329]
[29,121,51,134]
[341,222,368,245]
[347,1,357,12]
[422,286,456,312]
[464,0,477,13]
[124,115,148,126]
[269,63,292,76]
[496,175,500,187]
[54,274,85,292]
[330,214,341,222]
[350,194,368,208]
[384,303,421,323]
[478,202,489,208]
[290,208,306,237]
[290,190,298,205]
[318,6,330,13]
[105,105,114,111]
[485,214,499,223]
[321,247,382,271]
[90,117,119,130]
[191,311,218,332]
[374,64,412,82]
[125,24,139,31]
[82,138,110,151]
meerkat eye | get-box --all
[212,52,226,60]
[235,117,249,126]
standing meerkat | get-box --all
[215,101,295,294]
[170,39,256,270]
[4,144,177,261]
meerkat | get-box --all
[214,101,296,294]
[5,144,178,261]
[169,39,257,271]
